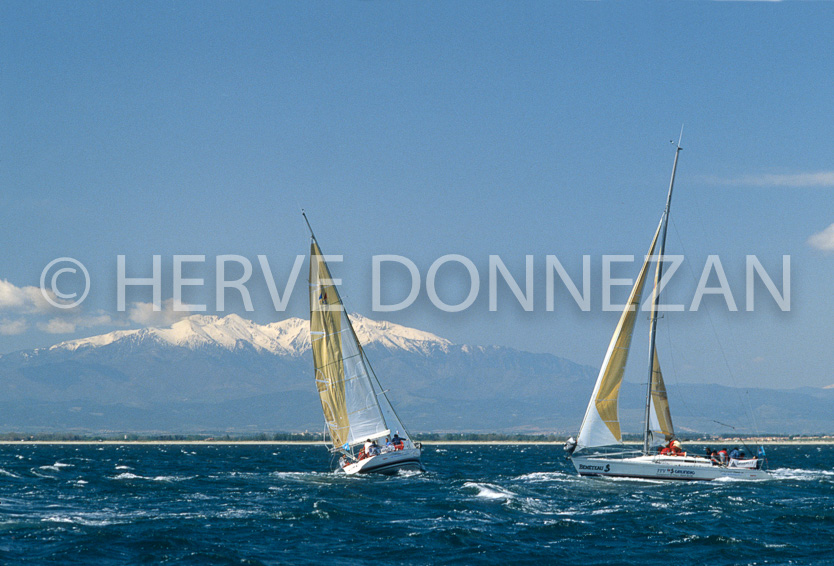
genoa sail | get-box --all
[575,218,663,451]
[308,235,411,454]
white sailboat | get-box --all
[564,140,769,481]
[304,212,423,475]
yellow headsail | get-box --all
[309,240,350,449]
[576,218,662,449]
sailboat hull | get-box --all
[572,454,769,481]
[343,448,423,476]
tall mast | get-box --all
[302,209,317,241]
[642,133,683,455]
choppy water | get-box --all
[1,444,833,565]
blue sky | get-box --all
[2,2,833,389]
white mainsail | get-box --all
[308,233,410,453]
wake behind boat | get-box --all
[304,212,423,475]
[563,138,769,481]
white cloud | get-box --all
[128,298,192,327]
[0,279,55,313]
[808,223,834,251]
[37,312,122,334]
[707,171,834,188]
[38,318,78,334]
[0,279,120,335]
[0,318,29,335]
[0,279,201,336]
[78,313,119,328]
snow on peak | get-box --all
[347,313,451,353]
[50,313,451,356]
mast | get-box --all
[642,134,683,455]
[302,209,316,241]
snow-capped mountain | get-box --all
[51,313,451,357]
[0,313,593,433]
[1,314,833,434]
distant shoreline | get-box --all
[2,439,834,446]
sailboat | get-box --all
[303,212,423,475]
[564,140,769,481]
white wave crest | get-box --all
[463,482,516,500]
[769,468,834,481]
[112,472,191,482]
[515,471,571,483]
[41,514,124,527]
[39,462,74,472]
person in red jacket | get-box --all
[661,439,685,456]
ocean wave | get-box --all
[111,472,193,482]
[38,462,74,472]
[769,468,834,481]
[463,482,516,500]
[395,469,424,478]
[41,514,126,527]
[0,468,22,478]
[30,469,57,479]
[515,471,571,483]
[710,474,769,483]
[269,471,335,482]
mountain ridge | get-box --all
[45,313,451,357]
[1,314,832,434]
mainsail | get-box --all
[648,348,675,446]
[308,232,409,453]
[575,219,663,451]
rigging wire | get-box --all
[668,216,763,440]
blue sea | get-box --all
[1,443,833,565]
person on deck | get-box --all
[391,433,403,448]
[359,439,373,460]
[670,440,684,456]
[729,447,741,460]
[717,448,729,466]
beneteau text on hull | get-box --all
[304,213,423,475]
[564,138,769,481]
